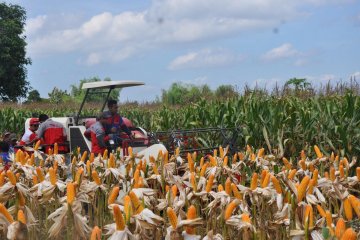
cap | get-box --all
[30,118,40,125]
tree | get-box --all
[26,89,41,102]
[285,78,311,91]
[70,77,120,102]
[48,87,70,104]
[0,3,31,101]
[215,85,238,99]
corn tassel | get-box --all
[108,186,120,205]
[224,199,240,220]
[67,182,75,205]
[90,226,101,240]
[0,203,14,223]
[271,176,282,194]
[297,176,310,203]
[343,198,353,221]
[335,218,346,239]
[340,228,357,240]
[129,191,144,214]
[250,173,258,190]
[6,170,17,185]
[112,205,125,231]
[205,174,215,193]
[185,205,196,234]
[49,167,56,186]
[167,207,177,229]
[17,210,26,224]
[92,170,101,185]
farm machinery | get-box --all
[23,81,241,158]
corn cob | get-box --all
[282,157,292,170]
[113,205,125,231]
[225,177,231,195]
[167,207,177,229]
[356,167,360,181]
[250,153,256,161]
[231,183,242,200]
[335,218,346,239]
[0,172,5,187]
[343,198,353,221]
[75,167,84,184]
[209,156,217,167]
[232,153,238,164]
[34,140,41,150]
[242,214,251,223]
[185,205,196,234]
[89,152,95,163]
[257,148,265,158]
[205,174,215,193]
[246,145,252,154]
[17,209,26,224]
[54,143,58,155]
[223,156,228,167]
[316,205,326,218]
[348,195,360,217]
[163,151,169,165]
[187,153,194,172]
[340,228,357,240]
[6,170,17,185]
[0,203,14,223]
[312,169,318,185]
[92,170,101,185]
[250,173,258,190]
[36,167,45,182]
[308,163,314,172]
[330,167,336,182]
[288,169,297,180]
[299,160,306,171]
[200,162,208,177]
[103,149,108,160]
[261,169,268,184]
[123,195,132,223]
[304,205,313,228]
[218,184,224,192]
[224,199,240,220]
[238,152,245,161]
[199,157,204,168]
[32,175,38,185]
[49,167,56,186]
[307,179,315,195]
[339,164,345,179]
[108,186,120,205]
[67,182,75,205]
[90,226,101,240]
[261,172,271,188]
[300,150,306,160]
[297,176,310,203]
[271,176,282,194]
[325,210,332,228]
[314,145,323,158]
[213,149,217,158]
[129,191,144,214]
[108,153,116,168]
[171,185,178,199]
[190,173,197,192]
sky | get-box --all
[3,0,360,102]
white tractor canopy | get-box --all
[81,80,145,90]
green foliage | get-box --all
[70,77,120,102]
[0,3,31,101]
[48,87,70,104]
[215,85,239,99]
[26,89,42,103]
[285,78,311,91]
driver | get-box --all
[84,112,111,155]
[103,99,133,143]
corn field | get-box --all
[0,143,359,239]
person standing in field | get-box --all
[37,114,68,154]
[19,118,39,146]
[104,99,133,144]
[84,112,111,155]
[0,141,12,171]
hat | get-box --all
[30,118,40,125]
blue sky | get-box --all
[4,0,360,102]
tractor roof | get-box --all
[82,80,145,90]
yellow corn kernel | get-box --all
[300,150,306,160]
[209,155,217,167]
[6,170,17,185]
[49,167,56,186]
[187,153,194,173]
[250,153,256,161]
[17,210,26,224]
[213,149,217,158]
[340,228,357,240]
[90,226,101,240]
[108,153,116,168]
[206,174,215,193]
[261,172,271,188]
[34,140,41,150]
[123,195,132,223]
[339,164,345,179]
[242,214,251,223]
[0,203,14,223]
[225,177,232,195]
[297,176,310,203]
[282,157,292,170]
[199,157,204,168]
[200,162,208,177]
[238,152,245,161]
[330,167,336,182]
[304,205,313,229]
[167,207,177,229]
[80,151,87,162]
[175,147,180,156]
[325,210,332,228]
[224,199,239,220]
[92,170,101,185]
[89,152,95,163]
[231,183,242,200]
[129,191,144,214]
[299,160,306,171]
[288,169,297,180]
[163,151,169,165]
[18,191,26,207]
[29,154,35,166]
[316,205,326,218]
[314,145,323,158]
[250,173,258,190]
[86,160,91,175]
[218,184,224,192]
[171,185,177,199]
[232,153,238,164]
[113,205,125,231]
[356,167,360,181]
[271,176,282,194]
[128,146,133,157]
[103,149,108,160]
[54,143,58,155]
[185,205,196,234]
[67,182,75,205]
[108,186,120,205]
[344,198,353,221]
[335,218,346,239]
[75,167,84,184]
[261,170,268,182]
[32,175,38,185]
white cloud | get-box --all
[168,48,243,70]
[25,0,354,64]
[294,58,308,67]
[261,43,300,61]
[351,71,360,79]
